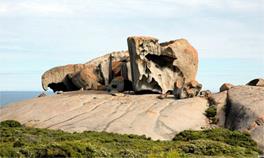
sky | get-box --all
[0,0,263,91]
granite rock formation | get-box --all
[224,86,264,151]
[41,51,131,92]
[0,91,209,140]
[42,36,200,97]
[127,36,199,94]
[209,83,264,152]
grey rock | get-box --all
[0,91,209,140]
[225,86,264,152]
[209,91,228,127]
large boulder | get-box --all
[41,64,86,91]
[225,86,264,151]
[0,91,209,140]
[41,51,130,92]
[127,36,199,94]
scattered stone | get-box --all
[199,90,212,98]
[110,92,125,97]
[219,83,234,92]
[247,78,264,87]
[37,92,47,97]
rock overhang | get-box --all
[41,36,200,96]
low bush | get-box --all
[205,105,217,124]
[0,120,260,157]
[0,120,22,127]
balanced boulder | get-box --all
[127,36,199,94]
[42,36,200,96]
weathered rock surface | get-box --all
[247,78,264,87]
[173,80,202,99]
[219,83,234,92]
[225,86,264,151]
[210,91,228,127]
[42,36,200,95]
[0,91,209,140]
[41,51,130,92]
[127,36,199,94]
[41,64,86,91]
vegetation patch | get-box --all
[205,105,217,124]
[0,120,260,158]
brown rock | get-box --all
[41,51,130,92]
[199,90,212,98]
[71,66,105,90]
[173,80,202,99]
[247,78,264,87]
[127,36,199,94]
[219,83,234,92]
[41,64,86,92]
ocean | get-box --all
[0,91,53,107]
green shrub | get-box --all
[0,120,22,127]
[205,105,217,124]
[0,120,260,157]
[173,128,260,153]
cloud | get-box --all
[0,0,262,18]
[0,1,72,16]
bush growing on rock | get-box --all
[205,105,217,124]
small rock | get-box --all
[173,80,202,99]
[246,78,264,87]
[219,83,234,92]
[37,92,47,97]
[111,92,125,97]
[199,90,212,98]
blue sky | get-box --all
[0,0,263,91]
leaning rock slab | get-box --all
[0,91,209,140]
[225,86,264,151]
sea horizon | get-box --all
[0,91,53,106]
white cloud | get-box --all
[0,1,72,16]
[0,0,262,18]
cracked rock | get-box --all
[127,36,199,94]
